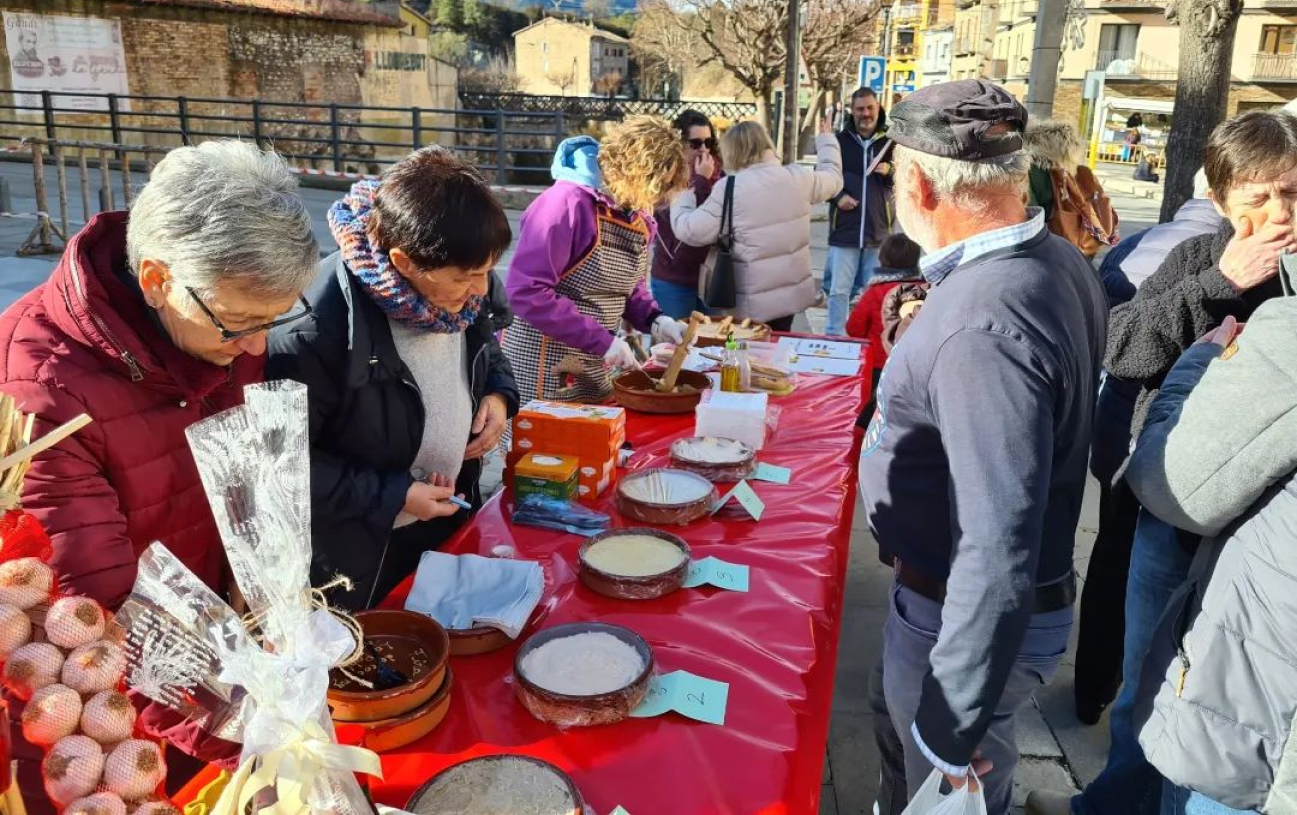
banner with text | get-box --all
[4,12,130,113]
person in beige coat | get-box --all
[670,118,843,330]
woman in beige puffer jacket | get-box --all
[670,118,843,330]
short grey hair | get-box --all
[126,140,318,298]
[894,144,1031,213]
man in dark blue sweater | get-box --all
[859,80,1107,814]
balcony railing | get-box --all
[892,44,918,58]
[893,3,923,23]
[1253,52,1297,81]
[1095,50,1178,81]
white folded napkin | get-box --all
[404,551,544,639]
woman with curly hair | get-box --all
[504,115,689,404]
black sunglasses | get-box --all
[685,137,718,150]
[186,287,311,343]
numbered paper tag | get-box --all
[753,462,791,484]
[683,557,750,592]
[712,480,764,520]
[630,670,730,725]
[610,808,632,815]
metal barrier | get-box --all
[0,90,567,183]
[16,137,170,256]
[456,92,757,121]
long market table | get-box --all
[371,369,868,815]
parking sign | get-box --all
[859,56,886,93]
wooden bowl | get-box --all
[616,467,718,526]
[356,667,453,754]
[327,609,450,723]
[407,755,583,815]
[513,622,654,727]
[613,369,711,414]
[670,436,758,482]
[694,321,772,347]
[578,528,691,601]
[447,625,514,656]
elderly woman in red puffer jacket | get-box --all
[0,140,318,813]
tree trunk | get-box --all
[755,92,773,133]
[1159,0,1243,222]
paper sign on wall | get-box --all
[630,670,730,725]
[683,557,750,592]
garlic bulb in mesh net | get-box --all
[0,602,32,659]
[42,734,104,806]
[6,641,65,700]
[63,641,127,695]
[65,792,128,815]
[22,683,82,746]
[46,597,106,650]
[81,690,137,746]
[130,802,182,815]
[0,558,54,609]
[103,739,166,802]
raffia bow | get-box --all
[212,719,381,815]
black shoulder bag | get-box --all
[704,176,738,310]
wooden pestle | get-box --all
[658,318,699,392]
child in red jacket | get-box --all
[846,233,923,426]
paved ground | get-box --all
[0,159,1164,813]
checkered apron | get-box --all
[505,208,650,405]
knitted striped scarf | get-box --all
[329,180,484,333]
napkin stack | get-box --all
[404,551,544,639]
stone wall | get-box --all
[0,0,455,161]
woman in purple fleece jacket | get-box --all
[504,115,689,404]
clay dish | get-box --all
[669,436,757,482]
[616,468,718,526]
[327,609,449,723]
[513,622,653,727]
[355,667,453,754]
[446,625,514,657]
[578,528,691,601]
[407,755,583,815]
[613,369,711,414]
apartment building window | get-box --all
[1097,23,1139,67]
[542,41,549,54]
[1260,25,1297,55]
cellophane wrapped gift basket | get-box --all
[112,381,384,815]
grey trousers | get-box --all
[880,583,1072,815]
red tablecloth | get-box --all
[374,372,866,814]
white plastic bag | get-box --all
[900,770,988,815]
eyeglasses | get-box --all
[186,287,312,343]
[685,137,718,150]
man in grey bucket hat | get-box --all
[857,80,1109,813]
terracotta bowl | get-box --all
[447,625,514,656]
[406,755,583,815]
[616,467,718,526]
[356,667,453,754]
[669,436,758,482]
[694,321,772,347]
[327,609,450,723]
[578,528,691,601]
[613,369,711,414]
[513,622,654,727]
